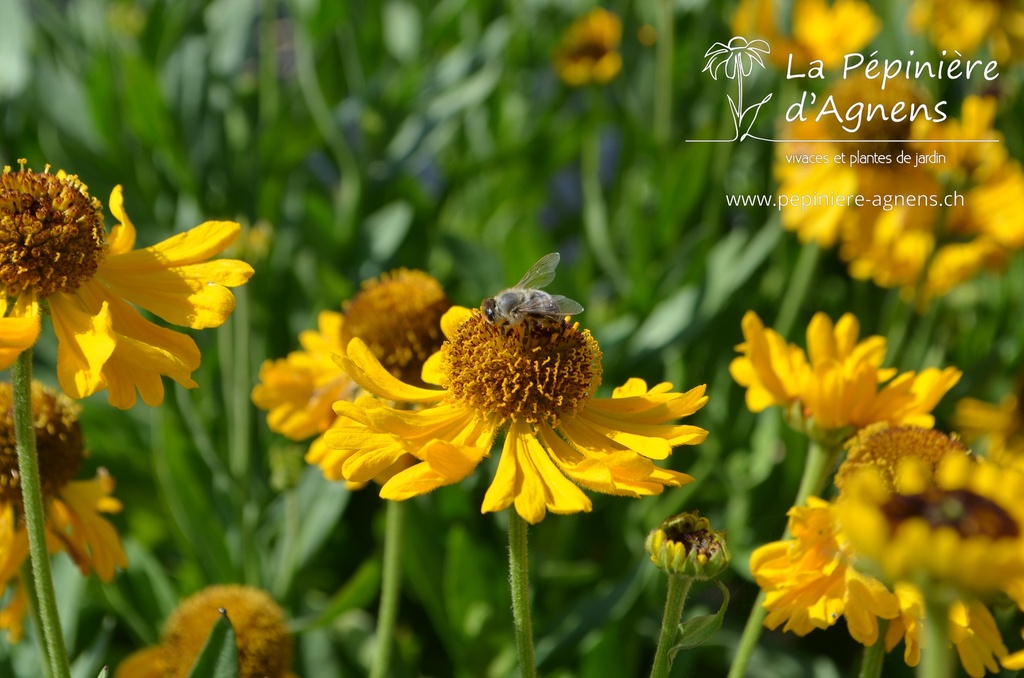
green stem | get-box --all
[728,439,842,678]
[773,243,822,340]
[858,619,888,678]
[12,350,71,678]
[653,0,673,143]
[920,596,952,678]
[370,500,406,678]
[19,562,54,678]
[649,574,693,678]
[507,510,537,678]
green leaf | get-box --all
[669,581,730,656]
[383,1,421,64]
[94,668,109,678]
[185,613,239,678]
[364,201,414,262]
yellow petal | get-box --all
[336,338,445,403]
[380,462,460,500]
[441,306,473,339]
[99,260,254,329]
[113,220,241,266]
[421,350,444,386]
[482,421,591,523]
[0,291,41,369]
[48,293,116,399]
[73,280,201,409]
[107,185,136,254]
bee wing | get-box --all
[514,252,560,290]
[547,295,584,316]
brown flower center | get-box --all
[0,163,107,298]
[0,382,84,510]
[440,313,602,426]
[162,585,293,678]
[341,269,452,386]
[882,487,1020,540]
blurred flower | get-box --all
[255,269,451,487]
[752,425,1010,675]
[731,0,880,69]
[730,311,960,440]
[0,381,126,641]
[886,583,1007,676]
[909,0,1024,63]
[953,382,1024,464]
[554,8,623,86]
[839,453,1024,595]
[324,307,708,524]
[0,163,253,408]
[115,584,295,678]
[775,86,1024,305]
[646,512,729,579]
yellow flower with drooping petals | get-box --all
[909,0,1024,63]
[115,585,296,678]
[731,0,880,69]
[730,311,961,438]
[0,381,126,641]
[322,307,708,524]
[0,163,253,408]
[750,497,899,644]
[554,8,623,86]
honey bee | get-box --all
[481,252,584,327]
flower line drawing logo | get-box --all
[694,37,774,142]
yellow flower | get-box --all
[252,310,352,442]
[554,8,623,87]
[0,164,253,408]
[0,381,126,641]
[255,269,451,487]
[730,311,960,438]
[322,307,708,524]
[731,0,880,69]
[840,453,1024,594]
[775,82,1024,304]
[909,0,1024,63]
[115,585,295,678]
[954,385,1024,463]
[750,497,899,643]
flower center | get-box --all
[0,164,107,299]
[441,313,602,426]
[835,425,967,491]
[341,269,452,386]
[162,585,293,678]
[0,382,84,509]
[882,487,1020,540]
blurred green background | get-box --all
[2,0,1023,675]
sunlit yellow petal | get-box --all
[336,338,445,403]
[48,292,115,399]
[106,185,136,254]
[0,291,41,369]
